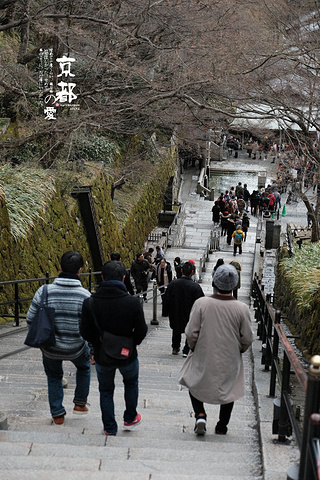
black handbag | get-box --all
[89,297,134,361]
[24,285,56,348]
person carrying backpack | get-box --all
[232,225,244,256]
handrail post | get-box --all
[151,281,159,325]
[139,293,144,307]
[88,268,92,293]
[261,300,268,368]
[14,282,19,327]
[209,230,213,253]
[303,414,320,480]
[45,272,49,284]
[278,351,292,442]
[269,310,281,397]
[298,355,320,480]
[198,258,202,283]
[265,298,273,371]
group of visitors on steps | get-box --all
[26,247,253,438]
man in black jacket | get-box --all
[130,253,150,301]
[110,252,134,295]
[162,262,204,356]
[80,261,148,436]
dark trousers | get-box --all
[95,359,139,435]
[233,243,242,255]
[227,231,233,245]
[189,391,234,426]
[172,330,189,354]
[135,281,147,300]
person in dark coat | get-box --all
[211,201,221,226]
[110,252,134,295]
[241,213,250,241]
[174,257,183,278]
[218,194,226,213]
[243,184,250,212]
[226,217,236,245]
[220,210,230,236]
[131,253,150,301]
[162,262,204,357]
[250,191,259,216]
[80,261,148,436]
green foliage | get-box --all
[0,136,178,324]
[0,165,56,241]
[279,243,320,313]
[71,134,120,165]
[5,142,41,163]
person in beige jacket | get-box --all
[179,264,253,436]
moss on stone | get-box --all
[0,140,179,320]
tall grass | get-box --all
[0,165,56,241]
[279,243,320,313]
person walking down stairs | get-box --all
[162,262,204,357]
[26,251,91,426]
[81,261,148,436]
[232,225,245,256]
[178,264,253,436]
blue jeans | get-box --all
[42,346,91,417]
[95,358,139,435]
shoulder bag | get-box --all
[24,285,56,348]
[88,297,134,361]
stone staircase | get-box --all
[0,160,304,479]
[0,312,262,479]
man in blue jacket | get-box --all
[80,261,148,436]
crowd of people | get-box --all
[211,180,283,255]
[26,249,252,438]
[224,134,281,163]
[21,135,316,442]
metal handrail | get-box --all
[252,275,320,480]
[0,269,158,327]
[198,230,220,283]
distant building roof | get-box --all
[230,104,317,132]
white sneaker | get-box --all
[194,417,206,435]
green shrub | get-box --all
[70,134,120,164]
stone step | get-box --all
[0,453,261,477]
[2,473,260,480]
[3,421,258,445]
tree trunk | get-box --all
[302,187,320,242]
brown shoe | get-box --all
[52,414,65,425]
[73,404,89,415]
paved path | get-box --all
[0,150,308,479]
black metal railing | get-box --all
[0,270,101,327]
[252,275,320,480]
[0,269,164,328]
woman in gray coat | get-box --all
[179,264,253,436]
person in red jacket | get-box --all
[267,193,276,212]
